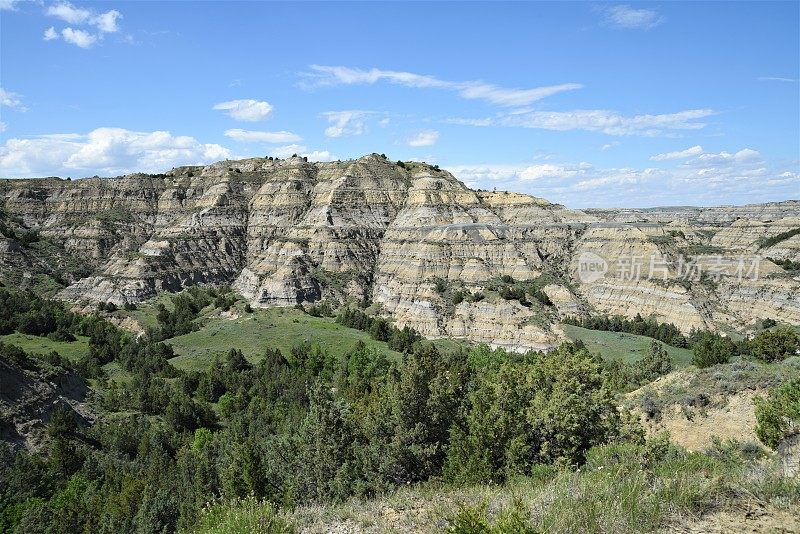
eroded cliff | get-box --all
[2,154,798,350]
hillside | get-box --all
[2,155,799,353]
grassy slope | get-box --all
[563,324,693,367]
[164,305,404,372]
[193,443,799,534]
[0,332,90,362]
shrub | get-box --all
[691,332,733,368]
[433,277,448,295]
[758,227,800,249]
[193,496,293,534]
[755,379,800,449]
[307,301,333,317]
[632,341,672,384]
[750,328,800,362]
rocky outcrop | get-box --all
[2,155,799,350]
[0,352,90,451]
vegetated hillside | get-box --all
[0,343,90,450]
[2,154,799,353]
[0,286,798,534]
[193,438,800,533]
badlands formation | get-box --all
[1,154,798,351]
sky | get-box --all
[0,1,798,208]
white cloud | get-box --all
[213,99,273,121]
[454,108,715,136]
[269,144,305,158]
[268,144,336,161]
[450,162,592,184]
[0,88,25,110]
[43,26,59,40]
[224,129,302,143]
[322,110,368,137]
[61,27,96,48]
[0,128,231,177]
[695,148,760,164]
[304,65,582,107]
[303,150,336,162]
[0,121,6,133]
[520,162,592,181]
[0,0,20,10]
[757,77,797,83]
[650,145,704,161]
[379,118,391,128]
[602,5,663,29]
[448,147,794,208]
[92,9,121,33]
[46,2,121,33]
[407,130,440,147]
[47,2,91,24]
[572,168,656,191]
[460,82,584,107]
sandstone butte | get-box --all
[1,153,798,352]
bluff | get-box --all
[1,154,798,351]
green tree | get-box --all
[445,345,622,484]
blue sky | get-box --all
[0,1,798,207]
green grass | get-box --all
[0,332,90,362]
[166,305,404,372]
[120,292,175,330]
[563,325,693,367]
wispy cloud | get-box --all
[224,129,302,143]
[449,146,793,207]
[601,5,663,30]
[322,110,369,137]
[0,0,20,10]
[303,65,582,107]
[0,88,26,111]
[451,108,715,136]
[213,99,273,121]
[757,76,797,83]
[601,142,619,151]
[407,130,440,147]
[650,145,704,161]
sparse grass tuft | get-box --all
[193,496,294,534]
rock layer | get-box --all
[2,155,799,349]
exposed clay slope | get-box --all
[2,155,799,350]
